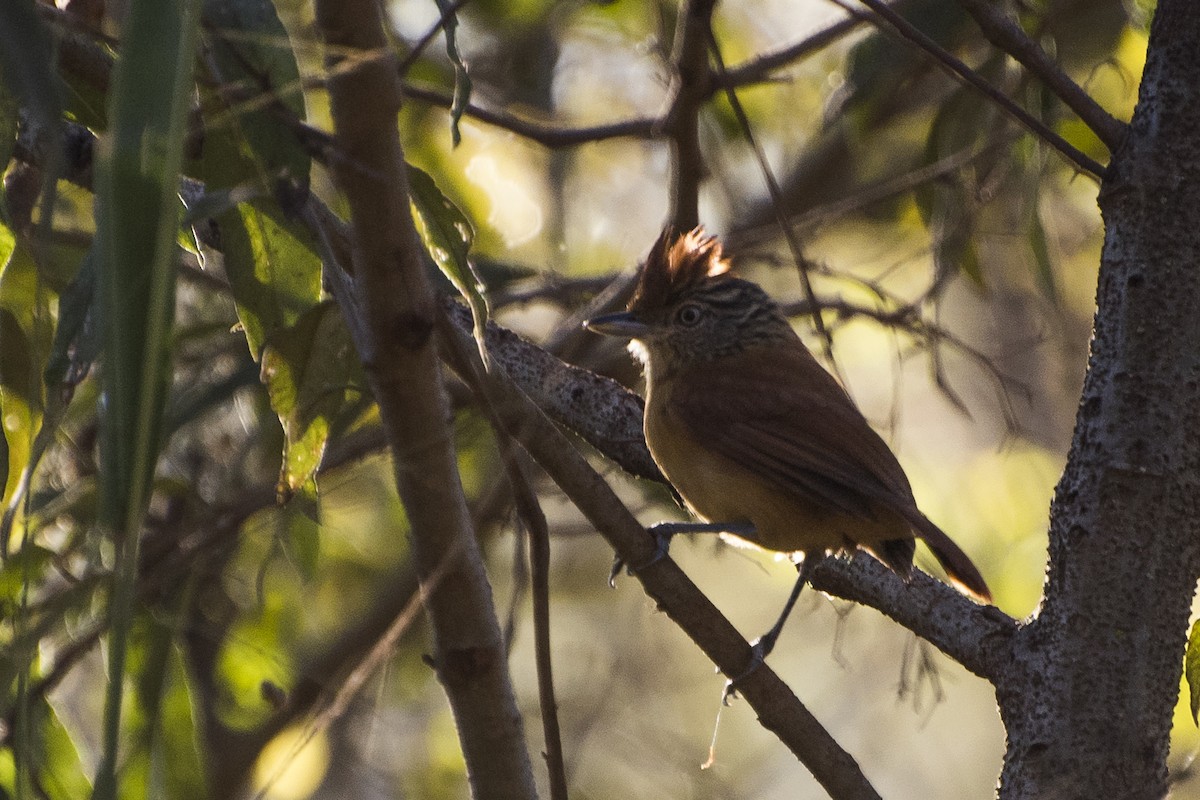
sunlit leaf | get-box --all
[260,301,359,505]
[124,612,207,799]
[4,697,94,800]
[219,198,323,360]
[1187,619,1200,724]
[0,541,52,603]
[0,225,51,540]
[407,164,488,364]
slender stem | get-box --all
[707,31,842,375]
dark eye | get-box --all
[675,304,703,326]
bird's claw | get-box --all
[608,523,679,587]
[721,632,779,704]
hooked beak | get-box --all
[583,311,651,338]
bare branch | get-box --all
[313,1,537,796]
[440,312,570,800]
[402,83,661,147]
[954,0,1127,151]
[713,9,876,88]
[664,0,719,229]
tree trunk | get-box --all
[996,1,1200,796]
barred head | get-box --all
[629,227,732,313]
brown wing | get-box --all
[674,345,992,600]
[673,346,917,521]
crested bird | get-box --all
[585,227,990,668]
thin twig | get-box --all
[438,310,570,800]
[708,31,841,374]
[713,7,879,88]
[953,0,1126,150]
[663,0,719,229]
[837,0,1106,178]
[402,83,661,148]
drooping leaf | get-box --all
[218,198,323,360]
[124,612,207,800]
[260,300,360,506]
[1029,204,1058,303]
[0,224,53,549]
[259,302,357,497]
[1186,619,1200,724]
[407,164,488,363]
[43,245,99,391]
[201,0,310,202]
[915,88,991,288]
[4,697,93,800]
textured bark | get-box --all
[313,2,537,798]
[995,1,1200,796]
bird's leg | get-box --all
[723,556,816,703]
[609,521,756,587]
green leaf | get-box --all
[43,245,99,391]
[406,164,488,363]
[1187,619,1200,725]
[3,698,92,800]
[260,301,359,504]
[0,224,52,542]
[0,542,52,604]
[200,0,310,197]
[1029,205,1058,303]
[280,493,320,581]
[92,0,201,796]
[218,198,323,360]
[123,612,207,799]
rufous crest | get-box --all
[629,227,732,312]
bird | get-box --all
[584,227,990,668]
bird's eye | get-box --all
[675,304,703,326]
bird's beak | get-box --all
[583,311,650,338]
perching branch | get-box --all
[437,304,883,800]
[439,300,1018,668]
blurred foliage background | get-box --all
[0,0,1191,798]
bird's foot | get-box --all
[608,522,681,587]
[721,630,782,704]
